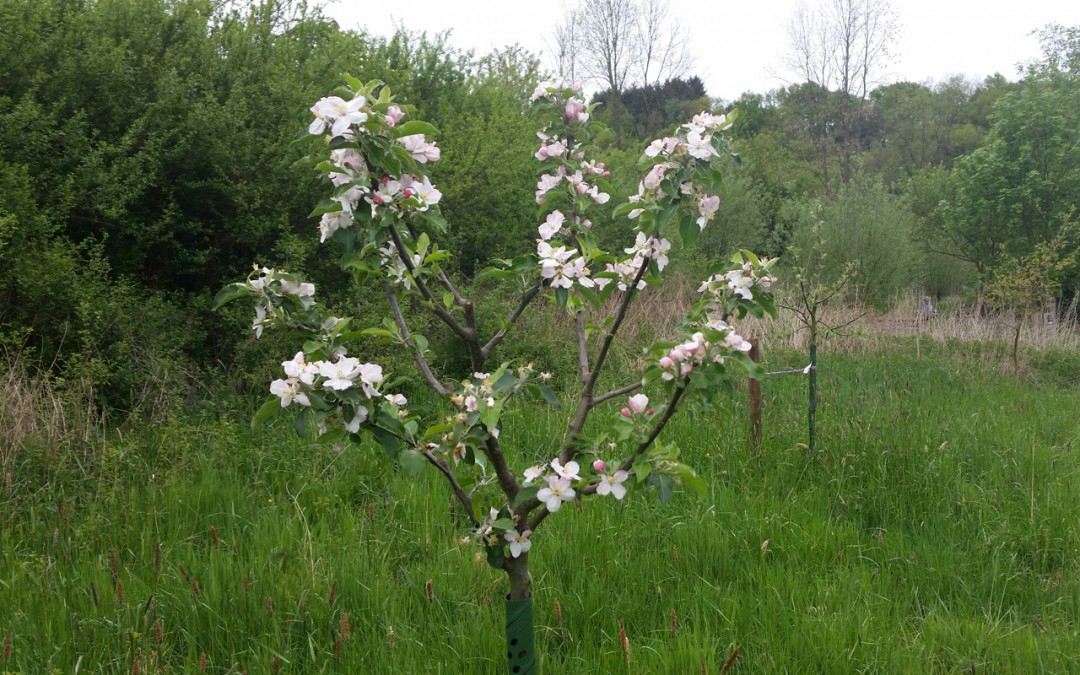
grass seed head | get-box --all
[340,612,351,642]
[3,624,12,661]
[553,599,563,623]
[108,548,120,581]
[670,607,678,636]
[388,625,395,651]
[425,579,434,602]
[619,623,630,663]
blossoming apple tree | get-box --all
[215,75,775,666]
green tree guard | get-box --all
[506,595,536,674]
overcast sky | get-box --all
[322,0,1080,102]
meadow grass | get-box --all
[2,338,1079,673]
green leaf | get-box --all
[251,397,281,432]
[578,285,601,308]
[513,485,540,508]
[420,209,448,232]
[555,286,569,308]
[398,448,426,477]
[394,120,438,138]
[492,517,516,532]
[480,399,503,431]
[362,327,398,339]
[341,72,363,92]
[369,426,400,459]
[633,460,652,483]
[679,215,700,248]
[302,341,323,355]
[647,474,675,504]
[537,384,561,408]
[212,283,249,310]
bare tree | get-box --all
[786,0,899,185]
[554,0,692,147]
[636,0,691,88]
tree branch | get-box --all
[384,282,450,396]
[480,282,543,359]
[591,381,643,407]
[422,448,478,528]
[560,260,649,461]
[387,225,476,349]
[618,383,689,473]
[481,436,521,504]
[575,312,590,382]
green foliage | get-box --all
[789,178,923,308]
[5,345,1080,671]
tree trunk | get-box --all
[504,554,536,674]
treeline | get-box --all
[1,0,1077,414]
[0,0,544,409]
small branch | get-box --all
[617,383,689,474]
[422,448,478,528]
[575,312,590,382]
[480,282,543,359]
[560,261,650,462]
[406,221,469,306]
[526,505,551,532]
[591,381,643,407]
[384,283,450,396]
[387,225,473,344]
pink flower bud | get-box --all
[593,459,606,472]
[372,196,383,205]
[621,407,632,417]
[381,176,390,184]
[659,356,674,368]
[403,189,413,198]
[647,408,654,415]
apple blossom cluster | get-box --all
[697,257,774,302]
[628,112,734,231]
[656,324,754,382]
[243,266,317,338]
[269,350,404,435]
[306,86,445,298]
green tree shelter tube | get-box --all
[506,595,536,674]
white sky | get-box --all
[322,0,1080,102]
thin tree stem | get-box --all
[422,449,478,527]
[384,283,449,396]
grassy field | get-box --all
[2,338,1080,673]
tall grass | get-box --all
[2,336,1079,671]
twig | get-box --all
[560,261,650,462]
[591,381,643,406]
[384,283,450,396]
[387,225,474,348]
[617,384,689,474]
[480,282,543,359]
[422,449,478,527]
